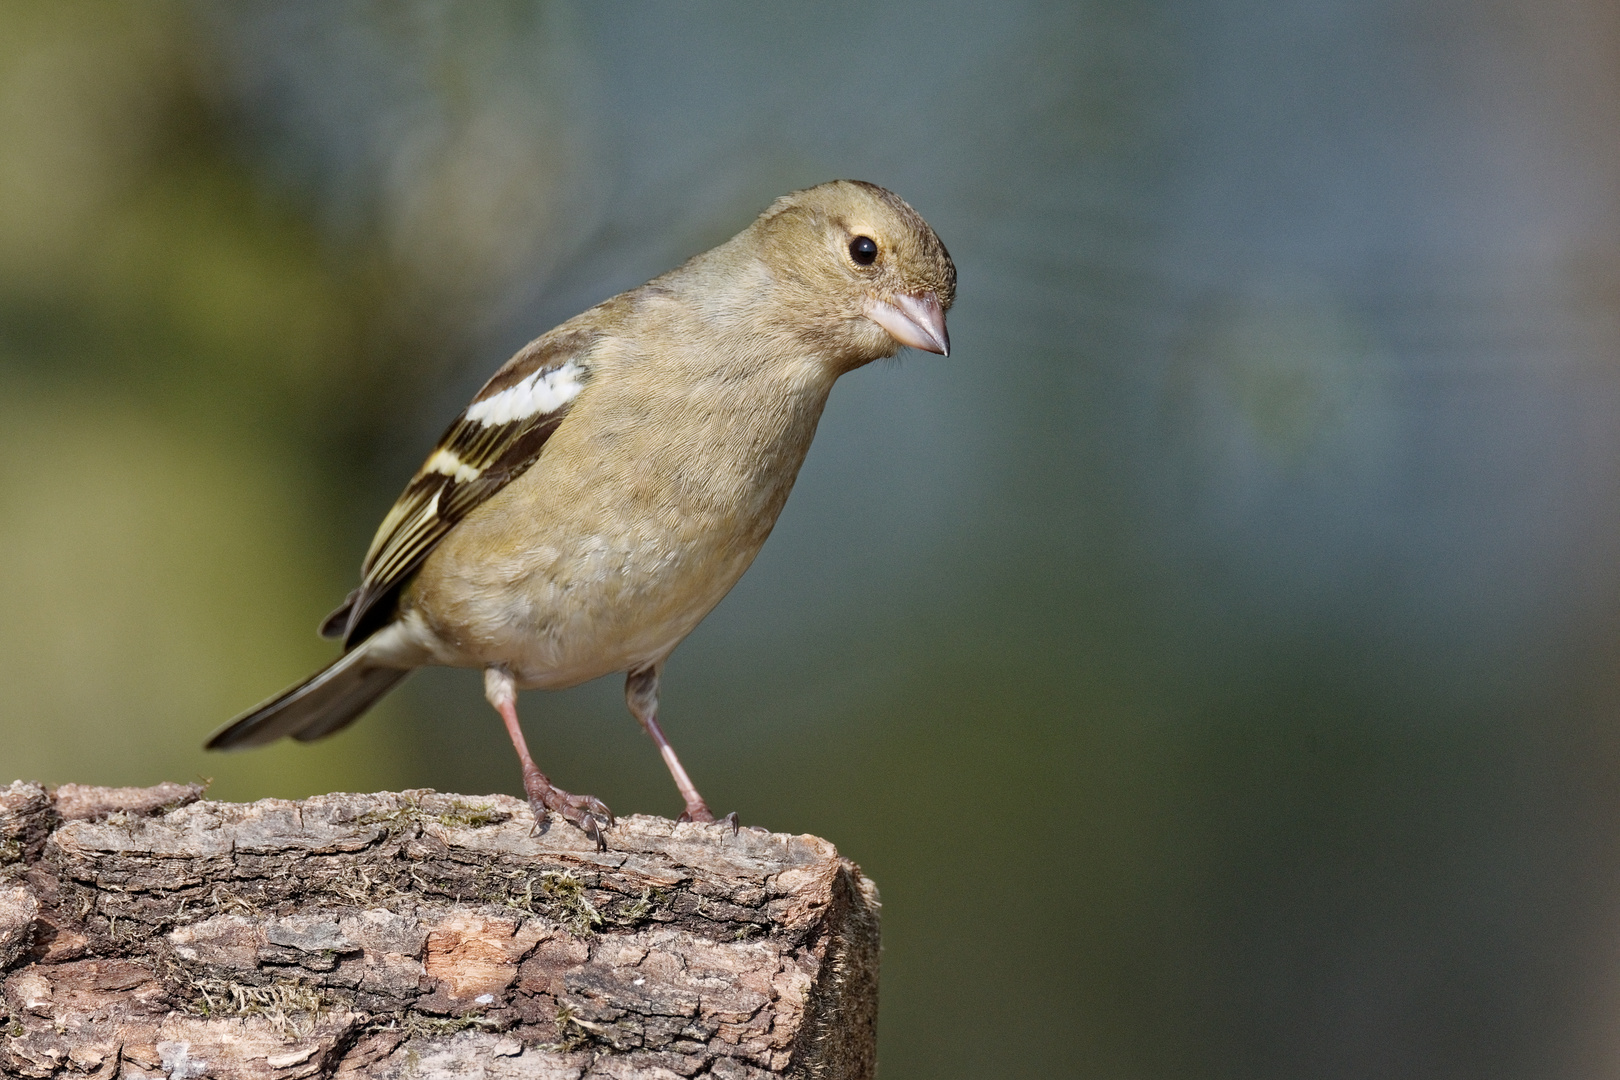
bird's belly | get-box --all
[405,516,762,690]
[485,552,739,690]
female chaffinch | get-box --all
[208,180,956,849]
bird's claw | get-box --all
[678,806,740,836]
[525,785,614,850]
[581,814,609,853]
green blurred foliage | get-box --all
[0,1,413,797]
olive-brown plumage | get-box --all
[208,180,955,846]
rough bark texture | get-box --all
[0,782,880,1079]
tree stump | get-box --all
[0,781,880,1079]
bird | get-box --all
[206,180,956,849]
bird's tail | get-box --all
[205,646,411,750]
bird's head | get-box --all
[749,180,956,370]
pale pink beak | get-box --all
[864,292,950,356]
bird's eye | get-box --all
[849,236,879,266]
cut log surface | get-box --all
[0,781,880,1080]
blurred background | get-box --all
[4,1,1620,1075]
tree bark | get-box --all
[0,781,880,1079]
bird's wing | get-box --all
[323,324,601,646]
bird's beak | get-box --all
[863,291,950,356]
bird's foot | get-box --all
[524,776,614,851]
[678,805,740,836]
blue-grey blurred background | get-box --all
[5,2,1620,1075]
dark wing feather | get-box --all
[325,326,600,646]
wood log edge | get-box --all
[0,781,880,1079]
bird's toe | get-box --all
[524,783,613,848]
[678,806,740,835]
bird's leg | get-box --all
[484,667,613,850]
[625,665,737,833]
